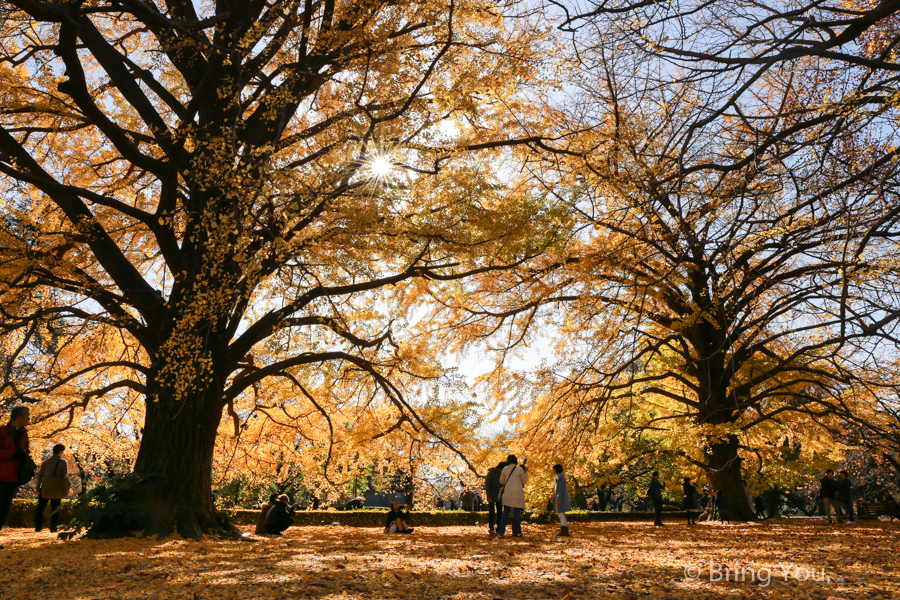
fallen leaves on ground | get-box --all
[0,519,897,599]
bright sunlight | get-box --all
[368,155,394,178]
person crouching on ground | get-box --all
[384,502,414,534]
[264,494,297,536]
[255,493,279,535]
[553,464,571,537]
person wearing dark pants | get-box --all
[35,444,68,532]
[496,455,528,538]
[683,477,700,525]
[821,469,838,523]
[0,407,31,545]
[648,471,665,526]
[484,461,504,535]
[713,490,729,522]
[837,471,855,524]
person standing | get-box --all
[837,471,855,524]
[742,479,755,515]
[552,464,571,537]
[820,469,838,523]
[648,472,665,526]
[459,487,477,511]
[682,477,700,525]
[713,489,729,522]
[0,406,31,540]
[496,455,528,539]
[35,444,68,533]
[484,461,503,535]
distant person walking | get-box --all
[0,407,31,542]
[496,455,528,539]
[837,471,855,524]
[648,472,665,526]
[35,444,69,533]
[484,461,504,535]
[820,469,838,523]
[683,477,700,525]
[712,489,729,522]
[553,464,571,537]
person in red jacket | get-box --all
[1,406,31,539]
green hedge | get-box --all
[5,499,685,529]
[5,499,78,528]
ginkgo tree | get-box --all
[424,0,900,520]
[0,0,561,537]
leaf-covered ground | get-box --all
[1,519,896,599]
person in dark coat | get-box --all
[264,495,296,536]
[682,477,700,525]
[0,406,31,543]
[882,491,900,517]
[484,461,503,535]
[836,470,855,524]
[820,469,838,523]
[384,502,413,534]
[343,496,365,510]
[553,464,572,537]
[255,493,279,535]
[648,472,665,526]
[459,487,477,511]
[713,489,729,522]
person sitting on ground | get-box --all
[384,501,414,534]
[264,494,297,536]
[255,493,279,535]
[343,496,365,510]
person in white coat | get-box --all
[496,454,528,538]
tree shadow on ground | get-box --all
[0,520,896,599]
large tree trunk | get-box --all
[131,376,235,539]
[704,434,755,521]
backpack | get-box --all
[40,456,71,499]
